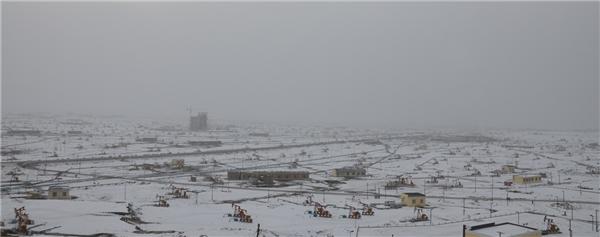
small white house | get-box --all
[48,186,70,200]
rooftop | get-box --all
[514,174,542,178]
[469,222,539,236]
[48,186,70,190]
[403,192,425,197]
[334,167,365,171]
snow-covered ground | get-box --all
[2,115,599,236]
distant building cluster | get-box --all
[400,192,426,207]
[249,132,269,137]
[188,140,222,147]
[48,186,70,200]
[5,129,42,136]
[190,112,208,131]
[67,130,83,135]
[331,167,366,178]
[513,175,542,185]
[136,137,158,143]
[227,170,309,182]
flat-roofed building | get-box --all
[48,186,70,200]
[190,112,208,131]
[227,170,309,181]
[465,222,541,237]
[400,192,426,207]
[513,175,542,185]
[331,167,366,178]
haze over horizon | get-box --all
[2,2,598,130]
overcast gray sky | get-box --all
[2,2,598,130]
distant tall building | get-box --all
[190,112,208,131]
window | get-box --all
[62,192,67,196]
[420,199,424,203]
[52,192,57,197]
[412,199,416,204]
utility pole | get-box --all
[491,175,494,203]
[443,187,445,201]
[463,198,465,216]
[569,219,572,237]
[123,168,127,201]
[256,223,261,237]
[429,208,432,225]
[517,211,520,224]
[596,209,598,232]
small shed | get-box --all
[331,167,366,178]
[400,192,426,207]
[512,175,542,185]
[48,186,70,200]
[502,165,516,174]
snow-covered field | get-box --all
[2,115,599,236]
